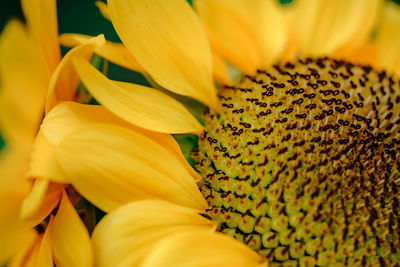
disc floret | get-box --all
[194,58,400,266]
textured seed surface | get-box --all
[193,58,400,266]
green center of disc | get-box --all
[193,57,400,266]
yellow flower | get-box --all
[0,0,106,265]
[36,0,400,266]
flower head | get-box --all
[2,0,400,266]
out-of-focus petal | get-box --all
[28,132,68,183]
[92,200,216,267]
[108,0,217,108]
[36,217,54,267]
[374,1,400,76]
[290,0,382,56]
[140,230,267,267]
[195,0,258,74]
[0,20,47,148]
[45,34,105,113]
[195,0,287,72]
[6,230,38,267]
[21,0,60,75]
[57,124,208,212]
[212,51,231,85]
[0,189,32,264]
[20,180,64,227]
[95,1,111,21]
[51,192,93,267]
[59,33,142,72]
[20,179,49,221]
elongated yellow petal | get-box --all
[73,57,203,134]
[20,180,64,226]
[51,192,93,267]
[195,0,287,72]
[92,200,216,267]
[21,0,60,75]
[108,0,216,108]
[374,1,400,76]
[95,1,111,21]
[28,132,68,183]
[57,124,208,212]
[20,179,49,221]
[45,34,105,113]
[141,230,267,267]
[36,217,54,267]
[60,33,142,72]
[0,20,47,148]
[291,0,382,56]
[35,102,200,182]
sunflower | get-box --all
[27,0,400,266]
[0,0,109,265]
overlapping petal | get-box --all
[45,34,105,113]
[91,200,216,267]
[290,0,382,56]
[195,0,287,72]
[30,102,200,183]
[35,218,54,267]
[60,33,142,72]
[56,124,208,211]
[73,57,203,134]
[51,192,93,267]
[20,180,64,226]
[108,0,216,107]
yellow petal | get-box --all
[212,51,231,85]
[108,0,216,108]
[20,179,49,221]
[45,34,105,113]
[51,191,93,267]
[57,124,208,212]
[27,132,68,183]
[6,230,38,267]
[141,230,267,267]
[291,0,382,56]
[59,33,142,72]
[21,0,60,75]
[95,1,111,21]
[92,200,216,267]
[195,0,287,71]
[73,57,203,134]
[374,1,400,76]
[0,189,32,264]
[195,0,258,74]
[0,147,30,191]
[36,217,54,267]
[0,20,47,148]
[36,102,200,182]
[20,180,64,226]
